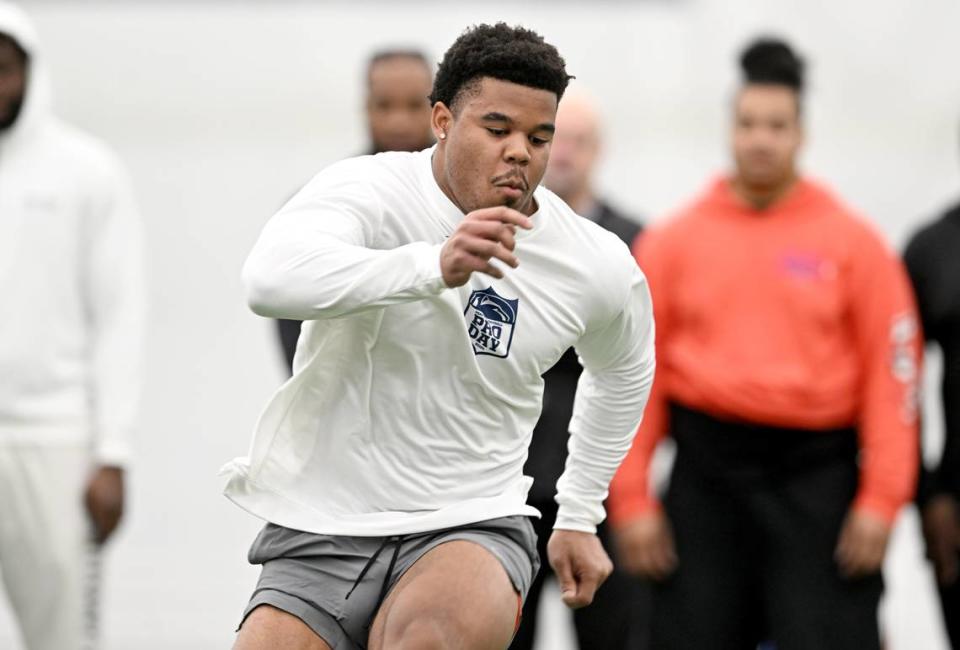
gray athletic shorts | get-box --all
[239,515,540,649]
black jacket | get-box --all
[905,202,960,503]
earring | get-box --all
[439,132,446,140]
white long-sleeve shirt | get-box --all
[0,2,145,465]
[223,148,655,535]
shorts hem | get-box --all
[240,589,350,649]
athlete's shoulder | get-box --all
[558,193,638,274]
[539,188,631,254]
[543,190,641,308]
[300,150,418,193]
[309,149,425,190]
[314,150,394,177]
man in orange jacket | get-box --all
[608,37,921,650]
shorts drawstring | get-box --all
[344,533,407,645]
[345,534,406,617]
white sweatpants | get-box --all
[0,444,99,650]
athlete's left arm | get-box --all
[554,265,656,533]
[81,152,146,468]
[849,233,923,525]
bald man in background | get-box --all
[276,49,435,371]
[540,91,642,243]
[510,90,649,650]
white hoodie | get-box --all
[0,2,144,465]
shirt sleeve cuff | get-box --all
[852,493,902,525]
[413,242,447,293]
[553,510,598,534]
[94,439,132,467]
[607,495,662,528]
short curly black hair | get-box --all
[740,37,805,93]
[739,37,805,115]
[429,23,572,111]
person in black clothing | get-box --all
[276,49,436,371]
[510,89,648,650]
[905,199,960,647]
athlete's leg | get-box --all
[507,558,544,650]
[234,605,332,650]
[509,501,552,650]
[368,540,519,650]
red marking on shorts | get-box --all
[514,592,523,633]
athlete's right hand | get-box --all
[548,529,614,609]
[614,511,678,581]
[440,207,533,288]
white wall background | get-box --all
[1,1,959,648]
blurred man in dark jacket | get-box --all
[905,184,960,647]
[511,89,647,650]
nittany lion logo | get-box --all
[464,287,519,358]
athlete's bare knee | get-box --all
[385,615,513,650]
[233,605,331,650]
[388,617,455,650]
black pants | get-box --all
[652,405,883,650]
[509,501,651,650]
[939,577,960,648]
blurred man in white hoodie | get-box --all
[0,3,144,649]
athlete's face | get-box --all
[432,77,557,216]
[366,56,434,153]
[0,37,26,132]
[732,84,803,190]
[544,96,601,202]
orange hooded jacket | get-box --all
[608,178,921,526]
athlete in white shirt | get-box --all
[228,23,655,650]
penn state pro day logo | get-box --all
[464,287,519,358]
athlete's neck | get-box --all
[430,148,466,213]
[731,173,798,211]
